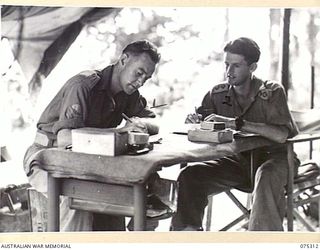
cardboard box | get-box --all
[128,132,149,146]
[188,128,233,143]
[72,128,128,156]
[200,121,226,130]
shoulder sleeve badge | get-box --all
[211,83,229,94]
[65,104,82,119]
[258,88,272,100]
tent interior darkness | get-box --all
[1,5,120,93]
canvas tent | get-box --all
[1,5,120,94]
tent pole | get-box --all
[281,8,291,96]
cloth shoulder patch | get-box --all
[258,81,282,100]
[78,70,98,78]
[211,83,229,94]
[78,70,101,89]
[65,104,82,119]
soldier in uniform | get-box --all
[23,40,160,231]
[171,37,299,231]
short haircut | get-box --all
[122,40,161,64]
[224,37,261,65]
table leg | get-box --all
[133,183,146,231]
[47,174,60,231]
[287,142,294,231]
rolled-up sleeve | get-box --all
[265,86,298,137]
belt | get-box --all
[34,130,57,147]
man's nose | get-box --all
[226,66,234,75]
[136,77,146,87]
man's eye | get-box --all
[136,71,143,77]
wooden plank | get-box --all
[27,188,48,232]
[61,179,133,206]
[69,198,134,216]
[47,175,60,232]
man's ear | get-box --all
[249,62,257,73]
[120,53,129,66]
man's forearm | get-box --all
[209,114,290,143]
[241,120,289,143]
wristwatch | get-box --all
[235,116,244,130]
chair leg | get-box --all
[218,191,250,231]
[287,142,295,231]
[205,195,213,231]
[225,190,250,215]
[318,197,320,231]
[220,213,249,231]
[293,209,316,231]
[206,191,252,231]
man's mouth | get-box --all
[129,84,138,90]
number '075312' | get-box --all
[300,244,319,249]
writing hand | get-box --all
[126,117,148,133]
[185,113,202,124]
[204,114,236,129]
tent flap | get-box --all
[1,5,120,94]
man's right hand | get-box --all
[185,113,202,124]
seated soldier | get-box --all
[23,40,161,231]
[171,37,300,231]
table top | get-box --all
[33,133,272,185]
[286,132,320,143]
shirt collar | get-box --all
[251,75,264,99]
[98,65,114,91]
[228,76,264,117]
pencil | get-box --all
[150,104,167,109]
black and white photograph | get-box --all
[0,1,319,247]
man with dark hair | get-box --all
[23,40,161,231]
[171,37,299,231]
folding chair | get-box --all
[286,133,320,231]
[205,150,257,231]
[205,109,320,231]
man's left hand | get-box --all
[204,114,236,129]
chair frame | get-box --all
[205,132,320,231]
[286,132,320,231]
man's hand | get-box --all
[123,116,148,133]
[118,116,159,135]
[185,113,202,124]
[204,113,289,143]
[204,114,236,129]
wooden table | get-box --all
[34,133,273,231]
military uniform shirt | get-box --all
[37,65,155,137]
[199,76,298,153]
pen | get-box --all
[122,113,147,130]
[150,104,167,109]
[151,98,167,109]
[195,106,200,123]
[172,132,188,135]
[121,113,133,123]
